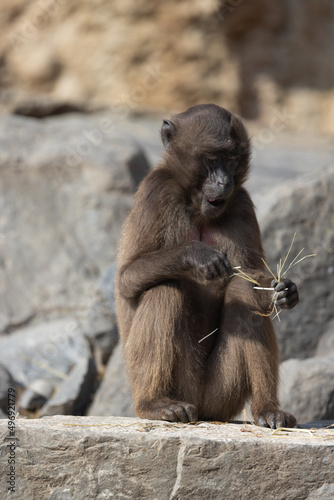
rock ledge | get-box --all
[0,416,333,499]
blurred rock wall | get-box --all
[1,0,334,133]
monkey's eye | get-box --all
[227,156,239,173]
[228,156,239,165]
[204,155,219,163]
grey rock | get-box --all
[0,319,97,416]
[19,391,47,413]
[98,262,117,312]
[18,379,54,412]
[0,112,151,416]
[306,483,334,499]
[302,420,334,429]
[39,351,96,417]
[0,364,14,410]
[0,416,332,500]
[90,327,118,369]
[260,166,334,360]
[0,113,150,334]
[315,319,334,357]
[88,343,134,417]
[250,137,334,218]
[0,319,88,387]
[279,356,334,424]
[28,379,55,400]
[85,263,119,369]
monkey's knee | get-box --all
[141,282,184,314]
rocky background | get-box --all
[0,0,333,426]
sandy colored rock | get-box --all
[1,2,334,133]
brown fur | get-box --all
[115,104,298,428]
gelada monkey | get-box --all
[115,104,298,428]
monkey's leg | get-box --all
[244,315,296,429]
[123,282,199,423]
[202,279,296,428]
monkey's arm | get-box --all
[226,191,299,313]
[117,240,232,300]
[116,247,186,300]
[234,265,299,314]
[231,259,299,315]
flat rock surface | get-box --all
[0,416,333,500]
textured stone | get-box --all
[315,320,334,357]
[0,319,89,387]
[0,416,333,500]
[88,343,134,418]
[39,354,96,417]
[18,379,54,412]
[85,263,119,369]
[279,357,334,424]
[306,483,334,499]
[0,364,13,412]
[0,111,150,417]
[0,319,97,416]
[260,166,334,360]
[0,113,149,334]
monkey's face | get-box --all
[194,153,239,220]
[161,104,250,221]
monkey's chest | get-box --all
[187,224,220,247]
[200,225,219,247]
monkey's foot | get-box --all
[136,399,198,423]
[254,409,296,429]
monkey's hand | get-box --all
[182,242,232,281]
[272,278,299,309]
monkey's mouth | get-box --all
[207,198,225,207]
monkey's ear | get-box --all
[161,119,176,149]
[231,114,249,144]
